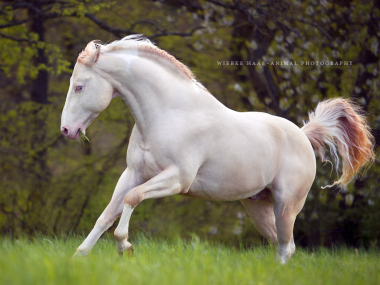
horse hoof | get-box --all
[117,242,134,257]
[276,252,290,264]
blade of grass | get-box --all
[78,129,90,144]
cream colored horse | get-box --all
[61,35,374,264]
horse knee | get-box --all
[124,187,143,208]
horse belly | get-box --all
[184,125,280,201]
[186,176,266,201]
[186,160,273,201]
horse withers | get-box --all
[60,35,374,264]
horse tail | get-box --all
[301,98,375,187]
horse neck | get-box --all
[99,53,205,137]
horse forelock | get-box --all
[78,49,90,60]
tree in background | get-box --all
[0,0,379,248]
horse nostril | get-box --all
[61,127,69,136]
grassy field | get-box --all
[0,235,379,285]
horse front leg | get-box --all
[114,166,186,256]
[74,168,140,256]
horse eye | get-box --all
[75,86,83,92]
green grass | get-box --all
[78,129,90,144]
[0,235,379,285]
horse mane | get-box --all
[88,34,196,81]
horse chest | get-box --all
[142,150,165,178]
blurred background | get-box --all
[0,0,379,248]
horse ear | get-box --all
[77,42,101,67]
[94,44,101,63]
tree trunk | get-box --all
[29,0,48,104]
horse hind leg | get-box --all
[240,189,277,245]
[290,235,296,256]
[272,183,310,264]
